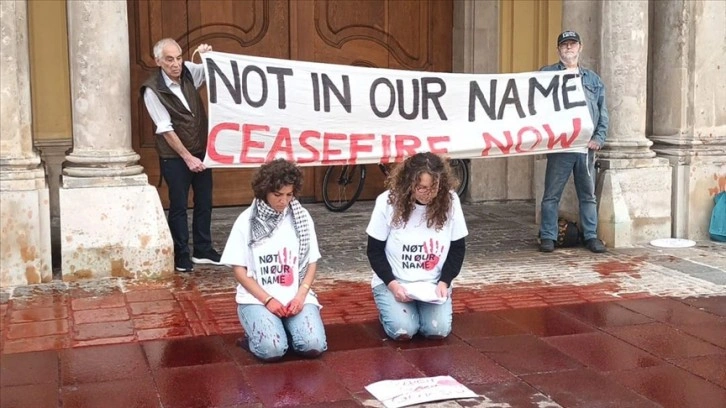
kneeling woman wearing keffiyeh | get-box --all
[221,159,327,361]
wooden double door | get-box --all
[128,0,452,207]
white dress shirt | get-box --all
[143,61,207,134]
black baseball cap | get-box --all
[557,31,581,45]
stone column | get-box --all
[595,0,672,246]
[650,0,726,240]
[60,0,172,280]
[453,0,501,202]
[0,0,52,286]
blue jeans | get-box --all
[237,304,327,361]
[540,151,598,241]
[160,153,213,259]
[372,283,453,340]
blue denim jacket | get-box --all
[540,63,609,147]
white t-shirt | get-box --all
[221,206,322,307]
[366,191,468,288]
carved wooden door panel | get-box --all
[129,0,452,207]
[292,0,453,202]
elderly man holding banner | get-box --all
[538,31,609,254]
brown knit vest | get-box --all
[141,66,208,158]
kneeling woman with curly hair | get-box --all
[366,152,468,341]
[221,159,327,361]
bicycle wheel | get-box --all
[449,159,469,197]
[322,165,367,212]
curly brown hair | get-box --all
[385,152,459,230]
[251,159,303,200]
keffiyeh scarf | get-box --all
[249,198,311,280]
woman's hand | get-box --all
[435,281,449,299]
[387,280,411,303]
[265,298,287,317]
[285,295,305,316]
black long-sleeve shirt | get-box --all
[366,235,466,286]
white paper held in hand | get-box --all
[399,281,447,304]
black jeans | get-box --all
[161,153,213,259]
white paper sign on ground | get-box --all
[365,376,477,408]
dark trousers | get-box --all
[161,153,213,259]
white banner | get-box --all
[202,51,593,168]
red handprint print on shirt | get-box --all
[277,248,297,287]
[422,238,445,270]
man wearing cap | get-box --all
[539,31,609,253]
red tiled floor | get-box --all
[243,360,350,407]
[71,335,135,348]
[142,335,233,369]
[467,381,560,407]
[605,322,726,360]
[131,312,188,330]
[679,296,726,317]
[136,326,192,341]
[522,368,661,407]
[608,364,726,408]
[6,319,69,339]
[72,307,129,324]
[671,354,726,388]
[557,301,655,327]
[469,334,583,375]
[3,333,70,354]
[492,307,598,337]
[321,347,423,391]
[544,332,665,371]
[451,311,526,340]
[60,343,150,384]
[70,293,125,310]
[154,362,258,407]
[616,297,722,326]
[401,345,516,384]
[60,378,160,408]
[674,321,726,348]
[0,350,58,387]
[124,288,174,303]
[324,322,384,352]
[0,383,59,408]
[73,320,134,341]
[128,300,180,316]
[8,306,68,323]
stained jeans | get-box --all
[160,153,213,259]
[372,283,453,340]
[540,151,598,241]
[237,304,327,361]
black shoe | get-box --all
[175,256,194,272]
[191,249,222,265]
[584,238,607,253]
[539,239,555,253]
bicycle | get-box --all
[322,159,469,212]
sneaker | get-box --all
[584,238,607,253]
[539,239,555,252]
[175,256,194,272]
[191,249,222,265]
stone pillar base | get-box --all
[665,156,725,240]
[597,158,672,247]
[0,188,52,287]
[59,185,173,280]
